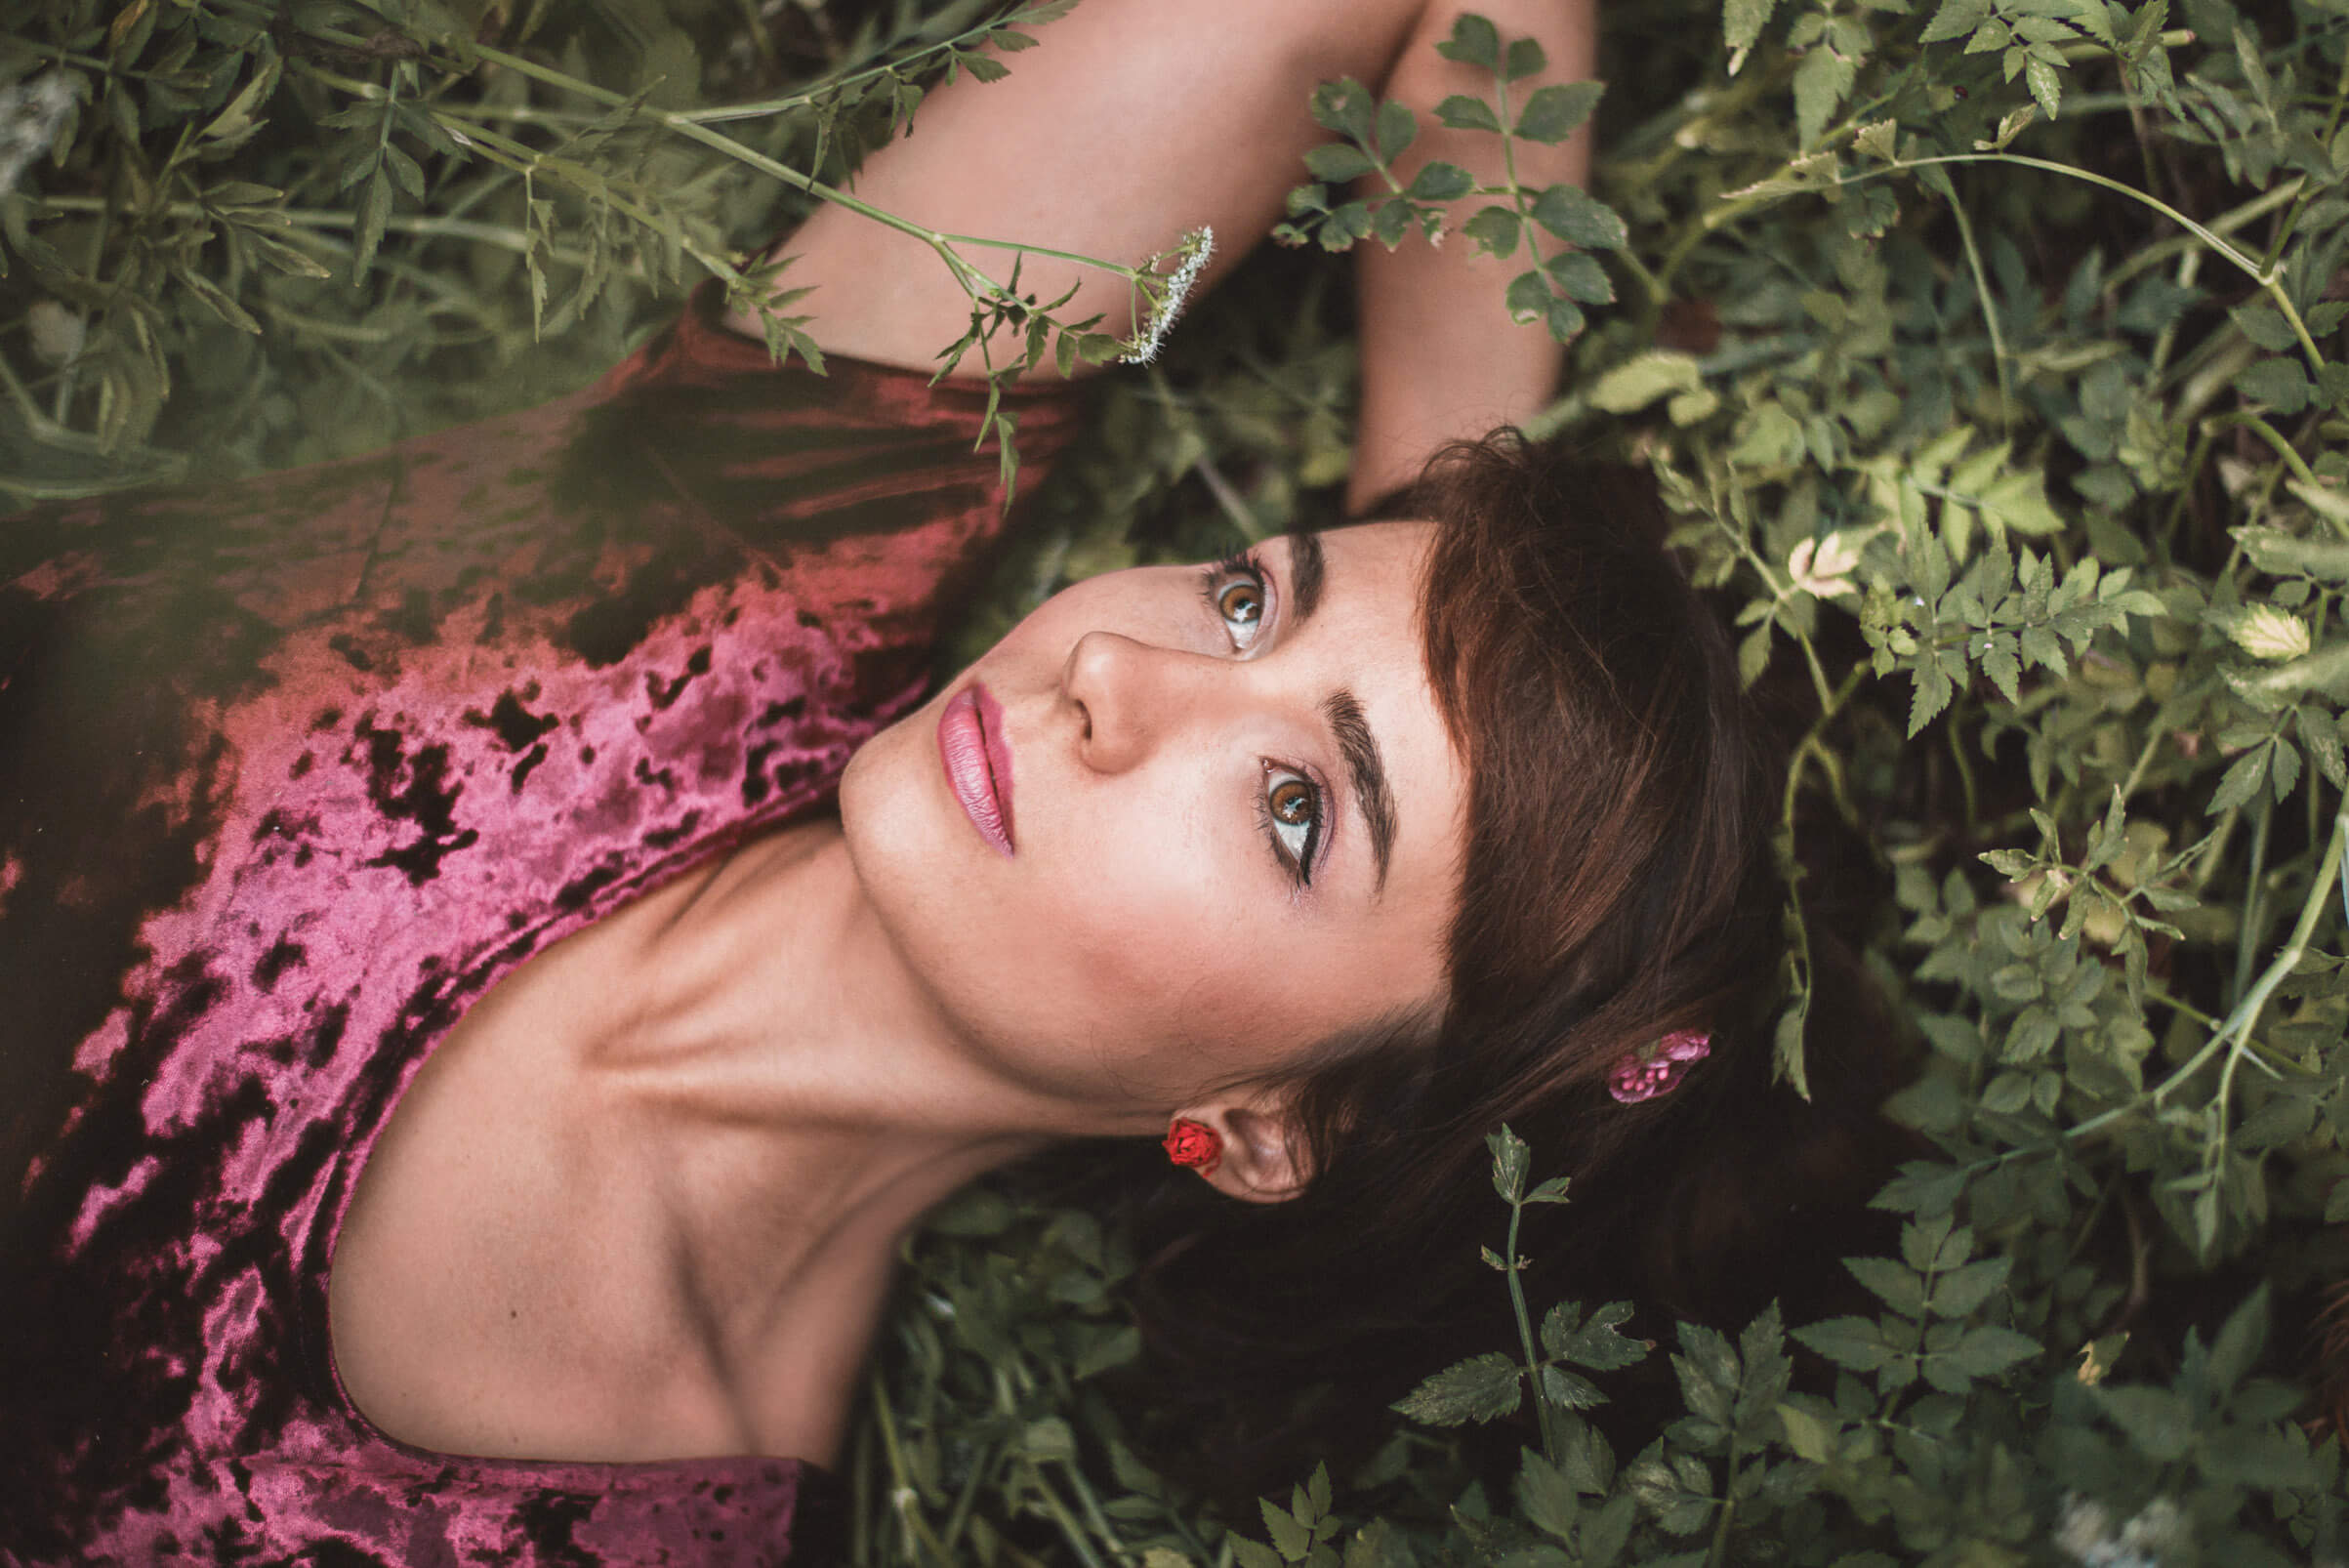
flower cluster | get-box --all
[1607,1028,1712,1104]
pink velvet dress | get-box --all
[0,288,1086,1566]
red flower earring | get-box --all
[1163,1118,1222,1175]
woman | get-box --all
[0,0,1869,1561]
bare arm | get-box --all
[1347,0,1597,515]
[729,0,1599,516]
[730,0,1435,373]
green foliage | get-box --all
[17,0,2349,1563]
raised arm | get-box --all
[1346,1,1596,515]
[736,0,1600,512]
[733,0,1436,371]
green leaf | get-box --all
[352,165,392,284]
[1588,351,1703,412]
[1462,203,1522,257]
[1793,1316,1893,1373]
[1436,14,1501,70]
[1928,1256,2011,1318]
[1487,1125,1530,1202]
[1777,1401,1838,1463]
[1392,1352,1523,1424]
[1261,1499,1313,1562]
[1545,250,1614,305]
[1375,99,1418,163]
[1233,1537,1286,1568]
[1514,81,1603,144]
[1545,1300,1649,1370]
[2096,1384,2193,1462]
[1920,0,1991,42]
[2237,357,2312,414]
[1505,269,1552,325]
[1844,1257,1927,1318]
[1793,46,1855,146]
[1528,184,1628,248]
[1525,1175,1573,1205]
[1946,1325,2040,1379]
[1515,1448,1580,1541]
[1304,143,1376,183]
[1503,37,1547,81]
[1311,77,1377,141]
[1725,0,1780,62]
[1436,93,1503,132]
[1405,161,1473,202]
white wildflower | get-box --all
[1788,531,1864,598]
[0,73,76,198]
[1120,226,1214,365]
[2228,603,2310,662]
[2053,1493,2187,1568]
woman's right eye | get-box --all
[1198,550,1270,651]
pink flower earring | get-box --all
[1163,1118,1223,1174]
[1609,1029,1711,1104]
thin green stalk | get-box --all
[2200,412,2322,489]
[1843,153,2330,371]
[2232,791,2275,1010]
[1946,186,2013,428]
[1504,1198,1566,1465]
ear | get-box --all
[1173,1089,1312,1204]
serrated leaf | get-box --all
[1392,1352,1522,1424]
[1503,37,1547,80]
[1514,81,1603,144]
[1792,1316,1893,1372]
[1844,1256,1927,1318]
[1928,1256,2010,1318]
[1516,1448,1580,1541]
[1920,0,1992,42]
[1528,184,1628,249]
[1261,1499,1312,1562]
[1726,0,1780,61]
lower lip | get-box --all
[937,684,1014,856]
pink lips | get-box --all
[938,683,1014,856]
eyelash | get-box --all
[1198,550,1270,650]
[1200,551,1326,887]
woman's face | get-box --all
[839,521,1464,1126]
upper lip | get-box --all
[939,682,1015,855]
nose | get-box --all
[1061,629,1213,774]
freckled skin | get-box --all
[839,521,1467,1117]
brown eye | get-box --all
[1261,765,1323,884]
[1216,578,1262,629]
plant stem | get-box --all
[1944,183,2013,429]
[1503,1198,1565,1465]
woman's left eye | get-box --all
[1260,763,1323,886]
[1200,551,1270,651]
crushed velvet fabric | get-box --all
[0,286,1086,1566]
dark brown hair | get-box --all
[1127,433,1912,1490]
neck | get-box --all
[574,817,1056,1352]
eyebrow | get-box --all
[1285,527,1326,623]
[1323,690,1396,893]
